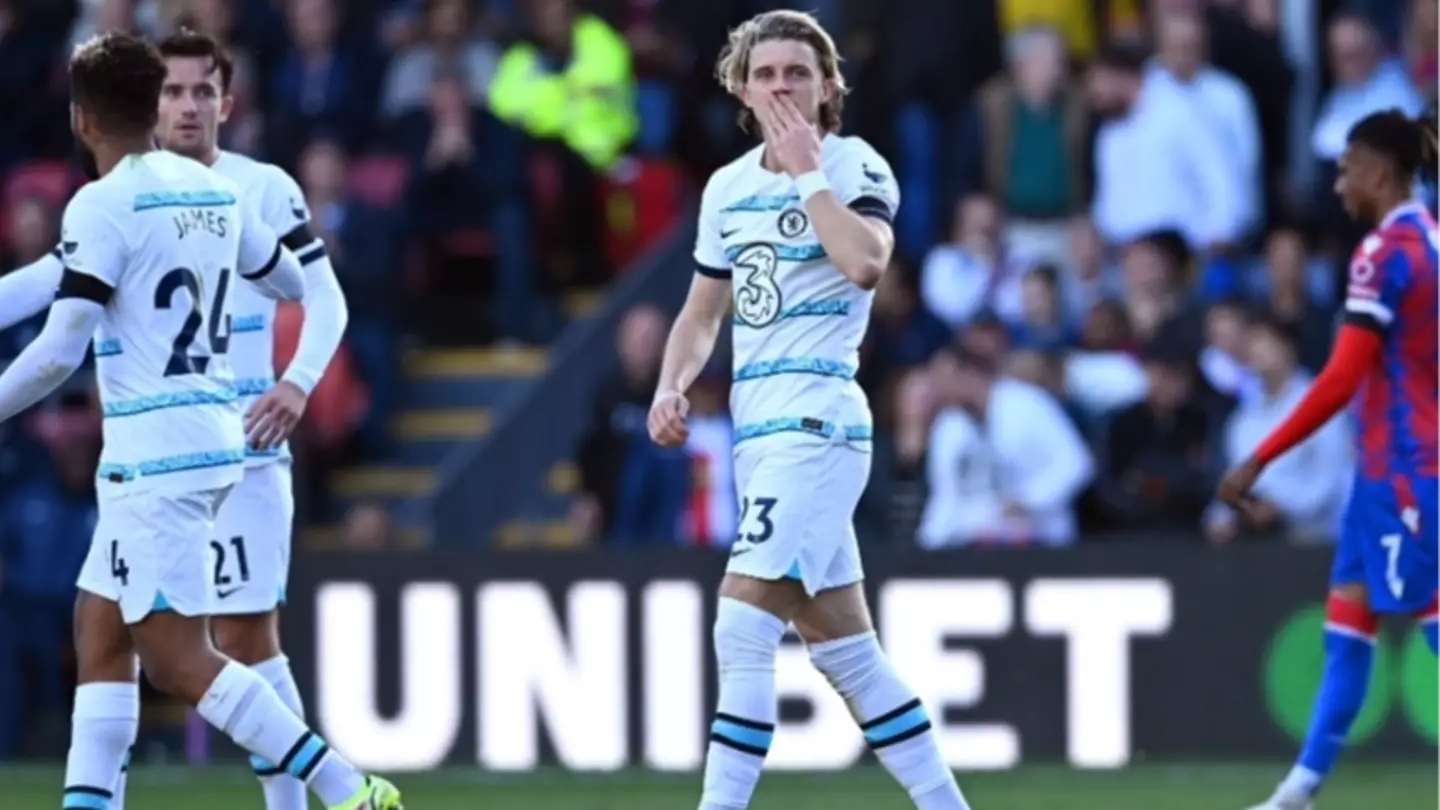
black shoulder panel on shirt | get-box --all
[849,195,893,224]
[1343,309,1387,336]
[56,268,114,305]
[280,222,317,252]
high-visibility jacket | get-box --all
[489,14,637,170]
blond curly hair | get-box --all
[714,10,847,137]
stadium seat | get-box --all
[346,155,409,209]
[438,227,493,259]
[598,156,687,271]
[4,160,73,206]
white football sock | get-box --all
[64,682,139,810]
[809,633,970,810]
[248,655,310,810]
[111,746,132,810]
[196,661,363,807]
[698,597,787,810]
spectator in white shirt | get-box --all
[1205,314,1352,544]
[1311,13,1424,164]
[1148,13,1264,237]
[1311,12,1424,255]
[1087,43,1245,251]
[1198,298,1259,402]
[1066,299,1148,415]
[919,344,1093,547]
[921,194,1026,328]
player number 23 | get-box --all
[738,496,778,543]
[154,266,232,376]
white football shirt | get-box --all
[211,150,322,467]
[693,134,900,446]
[61,150,284,496]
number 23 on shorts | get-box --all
[738,496,778,543]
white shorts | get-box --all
[727,432,871,595]
[209,461,296,616]
[77,487,231,625]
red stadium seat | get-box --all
[346,155,409,209]
[4,160,73,206]
[598,157,687,271]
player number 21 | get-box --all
[1379,533,1405,600]
[738,496,778,543]
[154,266,232,376]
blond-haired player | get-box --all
[647,11,972,810]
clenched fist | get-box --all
[648,390,690,447]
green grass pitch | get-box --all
[2,762,1434,808]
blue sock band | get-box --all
[1296,596,1377,778]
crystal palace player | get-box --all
[1219,109,1438,810]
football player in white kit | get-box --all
[151,29,349,810]
[0,30,350,810]
[0,34,399,810]
[646,11,972,810]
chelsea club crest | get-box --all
[777,208,808,238]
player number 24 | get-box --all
[738,496,778,543]
[154,266,232,376]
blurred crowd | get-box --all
[0,0,1436,755]
[570,0,1437,550]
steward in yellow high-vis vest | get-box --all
[489,12,637,170]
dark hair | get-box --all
[942,341,997,377]
[1206,296,1249,316]
[1247,310,1301,353]
[70,32,168,137]
[1092,42,1149,75]
[1348,108,1439,180]
[157,28,236,92]
[1140,337,1192,367]
[1024,264,1060,288]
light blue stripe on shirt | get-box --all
[231,314,266,333]
[234,377,273,396]
[724,243,826,263]
[734,357,856,382]
[734,298,849,326]
[720,193,799,213]
[97,448,245,482]
[733,417,873,445]
[132,189,236,211]
[103,388,237,418]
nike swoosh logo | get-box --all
[720,228,740,239]
[730,547,751,557]
[216,587,243,599]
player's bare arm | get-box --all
[648,272,730,447]
[757,95,892,289]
